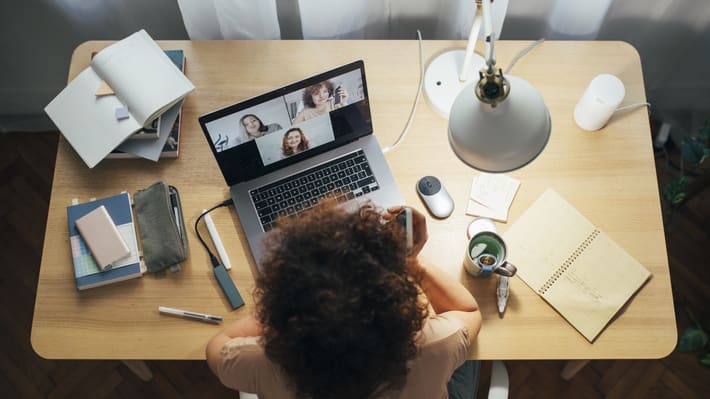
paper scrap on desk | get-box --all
[115,106,130,120]
[465,173,520,222]
[95,80,115,96]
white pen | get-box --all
[159,306,223,324]
[202,209,232,270]
[170,192,182,238]
[496,275,509,317]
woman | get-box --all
[293,80,348,123]
[281,127,310,157]
[206,200,482,399]
[240,114,282,142]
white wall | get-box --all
[0,0,188,132]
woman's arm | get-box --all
[293,111,306,124]
[385,206,482,345]
[205,314,263,375]
[335,86,349,108]
[416,260,478,313]
[416,260,482,346]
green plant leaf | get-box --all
[678,327,708,352]
[700,353,710,367]
[699,120,710,141]
[680,136,709,166]
[663,175,688,206]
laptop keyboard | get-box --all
[250,150,380,231]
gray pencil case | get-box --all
[134,181,188,272]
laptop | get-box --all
[198,60,404,270]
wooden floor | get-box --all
[1,132,708,398]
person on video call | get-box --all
[281,127,310,157]
[240,114,282,142]
[293,80,349,123]
[206,200,482,399]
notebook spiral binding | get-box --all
[538,228,601,295]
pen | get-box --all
[497,275,509,317]
[202,209,232,270]
[170,193,182,238]
[158,306,223,324]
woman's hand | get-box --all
[384,205,428,257]
[336,86,348,106]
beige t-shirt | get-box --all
[217,313,470,399]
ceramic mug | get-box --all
[463,231,517,277]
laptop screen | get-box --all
[198,60,372,186]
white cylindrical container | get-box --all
[573,74,625,131]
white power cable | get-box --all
[382,30,424,154]
[615,102,651,112]
[504,38,545,75]
[384,35,546,153]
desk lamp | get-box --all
[423,1,487,119]
[448,0,551,172]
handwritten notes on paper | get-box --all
[503,189,651,341]
[466,173,520,222]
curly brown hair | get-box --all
[255,200,427,399]
[302,80,335,108]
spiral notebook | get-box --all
[503,189,651,342]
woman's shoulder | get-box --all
[417,313,469,348]
[219,336,293,396]
[222,336,263,356]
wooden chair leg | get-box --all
[560,359,590,381]
[121,360,154,381]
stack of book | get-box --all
[67,192,144,290]
[106,49,185,160]
[45,30,194,167]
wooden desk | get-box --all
[31,40,676,362]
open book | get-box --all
[503,189,651,342]
[107,50,185,161]
[45,30,194,168]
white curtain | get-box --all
[503,0,710,135]
[2,0,707,133]
[177,0,710,136]
[176,0,509,40]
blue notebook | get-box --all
[67,192,143,290]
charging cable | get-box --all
[194,198,233,268]
[383,34,545,153]
[382,30,424,154]
[194,198,244,310]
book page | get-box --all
[91,30,194,125]
[113,100,181,160]
[503,189,596,291]
[44,67,142,168]
[544,233,650,341]
[503,189,651,342]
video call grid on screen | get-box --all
[199,61,372,186]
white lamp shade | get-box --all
[448,75,551,172]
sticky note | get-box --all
[465,173,520,222]
[115,106,129,120]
